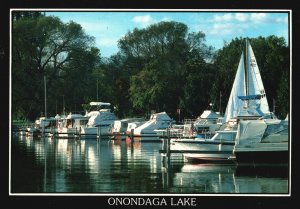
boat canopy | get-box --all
[237,120,267,144]
[237,119,288,145]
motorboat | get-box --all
[110,117,145,139]
[233,118,289,164]
[171,130,237,163]
[182,110,223,138]
[79,102,118,138]
[126,121,146,135]
[133,112,175,139]
[26,115,61,137]
[56,113,89,138]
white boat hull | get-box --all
[170,131,237,162]
[80,126,111,138]
[171,138,234,151]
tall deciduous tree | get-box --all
[12,14,97,120]
[119,21,213,119]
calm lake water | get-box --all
[10,135,289,194]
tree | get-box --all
[210,36,289,118]
[119,21,213,118]
[12,14,97,120]
[12,11,45,21]
[180,34,216,118]
[276,71,289,119]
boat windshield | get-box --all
[211,132,237,141]
[89,104,111,112]
[262,123,288,138]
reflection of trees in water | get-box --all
[11,136,289,194]
[234,164,289,194]
[11,137,45,192]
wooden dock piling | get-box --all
[161,128,171,169]
[97,126,101,140]
[130,129,134,141]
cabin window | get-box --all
[263,124,288,139]
[67,119,73,128]
[96,124,110,127]
[196,127,210,133]
[215,133,236,141]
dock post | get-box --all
[130,129,134,142]
[162,128,171,169]
[50,127,54,138]
[162,135,166,151]
[42,125,45,137]
[97,126,101,140]
[79,127,81,139]
[130,129,134,149]
[167,128,171,167]
[75,127,78,138]
[162,139,170,190]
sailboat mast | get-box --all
[245,38,250,109]
[44,75,47,117]
[245,38,249,97]
[273,98,276,114]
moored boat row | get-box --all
[14,39,289,166]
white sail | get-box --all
[246,41,270,114]
[223,52,246,123]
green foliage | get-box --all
[276,71,289,119]
[12,11,45,21]
[12,14,98,120]
[12,14,290,121]
[118,21,214,119]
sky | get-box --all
[46,10,289,58]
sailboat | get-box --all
[224,39,272,123]
[171,39,272,163]
[233,40,289,164]
[222,51,246,123]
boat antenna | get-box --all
[62,94,65,115]
[273,98,276,115]
[96,79,99,101]
[219,91,222,115]
[56,98,57,114]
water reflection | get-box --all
[167,163,288,194]
[11,135,289,194]
[169,164,238,193]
